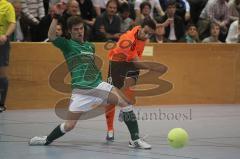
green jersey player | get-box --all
[29,3,154,149]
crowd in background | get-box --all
[6,0,240,43]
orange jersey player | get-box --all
[105,17,167,141]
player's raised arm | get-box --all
[48,3,64,41]
[48,19,58,41]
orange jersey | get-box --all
[108,26,146,62]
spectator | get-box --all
[0,0,16,112]
[122,0,136,20]
[135,1,152,25]
[91,0,108,16]
[202,22,222,43]
[119,2,133,33]
[198,0,230,41]
[38,4,58,41]
[77,0,95,26]
[93,0,121,42]
[159,0,191,22]
[47,0,69,13]
[21,0,45,41]
[226,20,240,43]
[43,23,63,42]
[228,0,240,22]
[77,0,96,40]
[11,0,31,41]
[187,0,208,25]
[55,23,63,37]
[180,23,200,43]
[134,0,165,20]
[150,24,167,43]
[158,0,185,42]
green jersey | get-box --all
[52,37,102,89]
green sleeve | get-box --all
[52,37,70,53]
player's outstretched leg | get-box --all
[29,112,81,146]
[108,87,151,149]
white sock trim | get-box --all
[121,105,133,112]
[60,123,67,133]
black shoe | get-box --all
[106,131,114,141]
[0,106,6,113]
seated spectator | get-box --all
[202,22,222,43]
[150,24,167,43]
[119,2,133,33]
[20,0,45,41]
[11,0,31,41]
[122,0,136,20]
[198,0,230,41]
[55,23,63,36]
[226,20,240,43]
[135,1,152,25]
[135,0,165,21]
[180,23,199,43]
[93,0,121,42]
[159,0,191,22]
[43,23,63,42]
[228,0,240,23]
[158,0,185,42]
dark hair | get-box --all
[106,0,119,8]
[186,23,197,30]
[140,1,152,12]
[67,16,84,30]
[167,0,176,7]
[141,17,156,30]
[119,2,130,14]
[210,22,220,30]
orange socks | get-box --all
[124,88,135,104]
[105,87,136,132]
[105,104,115,131]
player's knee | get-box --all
[117,96,131,106]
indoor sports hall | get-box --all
[1,43,240,159]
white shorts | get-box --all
[69,82,113,112]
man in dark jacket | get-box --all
[157,0,185,42]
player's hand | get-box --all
[54,2,64,15]
[163,18,173,27]
[0,35,8,45]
